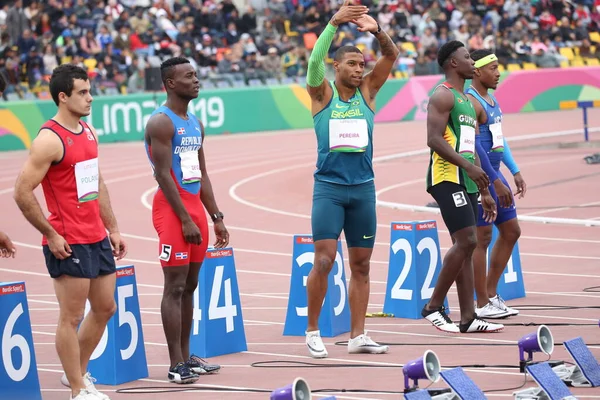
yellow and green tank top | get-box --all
[426,82,478,194]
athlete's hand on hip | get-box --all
[182,219,202,245]
[213,220,229,249]
[0,231,16,258]
[465,164,490,190]
[331,0,368,26]
[352,13,378,32]
[493,179,514,208]
[480,191,497,223]
[513,172,526,198]
[47,232,72,260]
[109,232,127,260]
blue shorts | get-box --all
[311,179,376,248]
[477,170,517,227]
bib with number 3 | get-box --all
[458,125,475,154]
[180,150,201,184]
[74,157,99,203]
[329,119,368,152]
[489,123,504,151]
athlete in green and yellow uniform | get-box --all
[303,0,399,359]
[421,40,504,334]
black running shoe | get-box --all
[186,354,221,375]
[168,362,199,384]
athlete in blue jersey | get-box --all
[303,1,399,358]
[466,49,527,320]
[144,57,228,384]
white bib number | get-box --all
[458,125,475,155]
[74,157,99,203]
[329,119,368,152]
[489,123,504,150]
[179,151,201,184]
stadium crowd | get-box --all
[0,0,598,100]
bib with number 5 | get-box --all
[329,119,369,152]
[74,157,99,202]
[179,150,201,184]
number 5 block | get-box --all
[283,235,351,337]
[86,265,149,385]
[0,281,42,400]
[383,221,449,319]
[189,248,247,358]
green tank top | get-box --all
[426,82,478,194]
[313,81,375,185]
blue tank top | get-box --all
[313,81,375,185]
[466,86,504,170]
[145,105,203,196]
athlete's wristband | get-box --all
[501,138,520,175]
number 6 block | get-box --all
[283,235,351,337]
[383,221,449,319]
[189,248,247,358]
[86,265,148,385]
[0,281,42,400]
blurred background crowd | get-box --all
[0,0,598,100]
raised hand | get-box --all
[331,0,368,26]
[352,13,378,33]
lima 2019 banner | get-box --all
[2,66,600,151]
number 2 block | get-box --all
[283,235,351,337]
[86,265,149,385]
[383,221,449,319]
[189,248,247,358]
[0,281,42,400]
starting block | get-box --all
[383,221,449,319]
[283,235,350,337]
[561,336,600,387]
[0,282,42,400]
[86,265,149,385]
[189,247,247,358]
[514,362,577,400]
[438,367,487,400]
[484,225,526,301]
[405,390,435,399]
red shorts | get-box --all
[152,188,209,267]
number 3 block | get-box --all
[0,281,42,400]
[383,221,449,319]
[189,248,247,358]
[283,235,351,337]
[86,265,149,385]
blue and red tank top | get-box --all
[39,119,107,245]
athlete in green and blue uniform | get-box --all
[303,0,399,359]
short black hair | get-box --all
[334,45,362,62]
[0,73,5,93]
[470,49,494,62]
[437,40,465,68]
[49,64,89,106]
[160,57,190,85]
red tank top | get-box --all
[40,119,107,246]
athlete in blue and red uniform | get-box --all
[467,49,527,320]
[144,57,229,384]
[14,64,126,400]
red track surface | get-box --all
[0,108,599,399]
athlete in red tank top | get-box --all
[39,119,107,246]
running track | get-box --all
[0,108,599,399]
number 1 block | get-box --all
[0,281,42,400]
[490,224,526,301]
[86,265,149,385]
[189,248,247,358]
[383,221,449,319]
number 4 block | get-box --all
[0,281,42,400]
[383,221,449,319]
[86,265,149,385]
[189,248,247,358]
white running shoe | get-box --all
[305,330,328,358]
[459,317,504,333]
[61,372,110,400]
[490,294,519,316]
[421,305,460,333]
[475,302,511,319]
[70,389,104,400]
[347,332,389,354]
